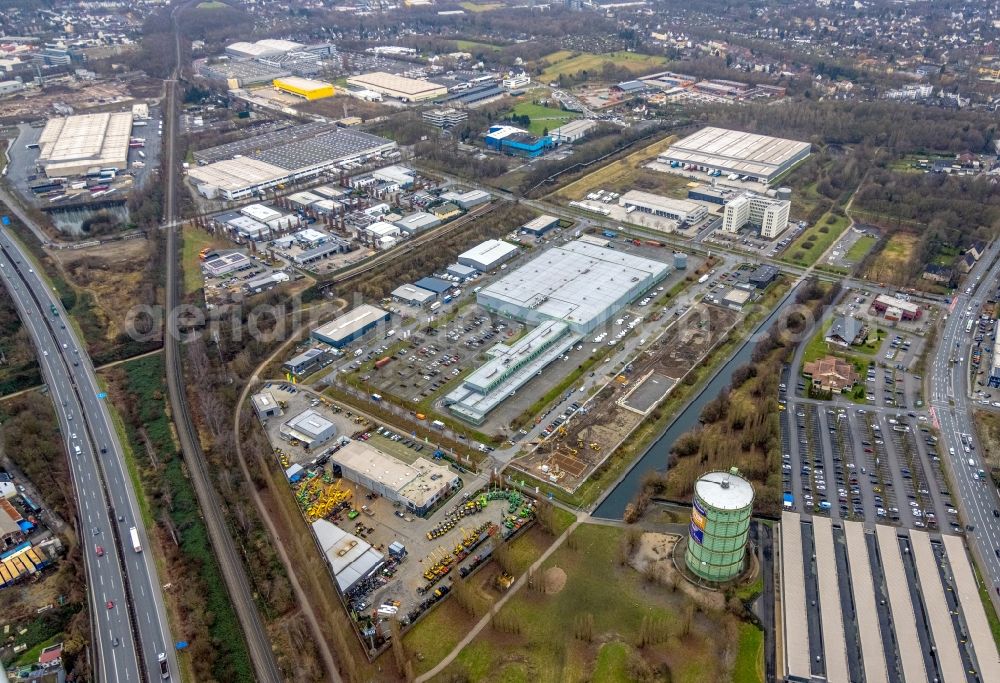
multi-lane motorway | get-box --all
[0,234,174,681]
[930,240,1000,602]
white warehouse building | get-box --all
[457,239,519,271]
[477,240,669,334]
[722,193,791,239]
[619,190,707,225]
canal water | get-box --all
[593,280,804,519]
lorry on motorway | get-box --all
[129,526,142,553]
[430,301,441,311]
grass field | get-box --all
[733,625,765,683]
[181,226,229,295]
[862,232,919,285]
[508,101,580,136]
[550,134,681,201]
[454,38,503,52]
[459,1,505,11]
[539,51,666,82]
[782,211,850,267]
[427,524,758,682]
[844,234,877,263]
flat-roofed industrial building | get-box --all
[311,304,390,347]
[346,72,448,102]
[331,440,459,515]
[392,284,437,307]
[521,214,561,236]
[312,519,385,593]
[477,240,669,334]
[619,190,707,225]
[187,128,396,200]
[659,126,811,184]
[37,112,133,177]
[273,76,334,100]
[457,239,519,271]
[279,408,337,449]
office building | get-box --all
[484,125,553,158]
[722,193,790,239]
[501,72,531,90]
[423,108,468,128]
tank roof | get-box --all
[695,470,754,511]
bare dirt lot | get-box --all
[49,237,157,343]
[511,303,741,491]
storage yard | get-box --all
[511,301,742,491]
[250,383,539,647]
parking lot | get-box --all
[781,372,955,532]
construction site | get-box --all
[510,302,742,491]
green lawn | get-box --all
[782,211,850,267]
[434,524,751,681]
[592,641,632,683]
[732,624,765,683]
[454,39,503,52]
[459,1,505,11]
[540,51,666,82]
[180,227,230,294]
[508,101,579,137]
[844,234,877,263]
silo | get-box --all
[673,252,688,270]
[685,468,754,582]
[776,186,792,202]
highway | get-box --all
[0,236,174,680]
[930,239,1000,607]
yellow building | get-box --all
[273,76,334,101]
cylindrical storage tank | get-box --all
[685,468,754,582]
[776,186,792,202]
[674,252,688,270]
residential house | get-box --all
[825,316,867,347]
[802,356,860,392]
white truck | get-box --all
[129,526,142,553]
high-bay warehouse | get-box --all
[659,126,811,184]
[187,123,396,200]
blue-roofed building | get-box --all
[484,125,553,158]
[414,277,453,295]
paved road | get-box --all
[0,236,174,681]
[929,240,1000,606]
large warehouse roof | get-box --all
[477,240,668,332]
[661,126,810,181]
[458,239,519,269]
[188,158,289,193]
[312,519,384,593]
[347,72,447,100]
[312,304,388,344]
[37,112,133,176]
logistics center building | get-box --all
[187,127,396,200]
[659,127,811,184]
[346,72,447,102]
[273,76,334,100]
[37,112,133,177]
[311,304,390,348]
[477,240,669,334]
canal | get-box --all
[593,280,805,519]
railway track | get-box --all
[162,9,282,681]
